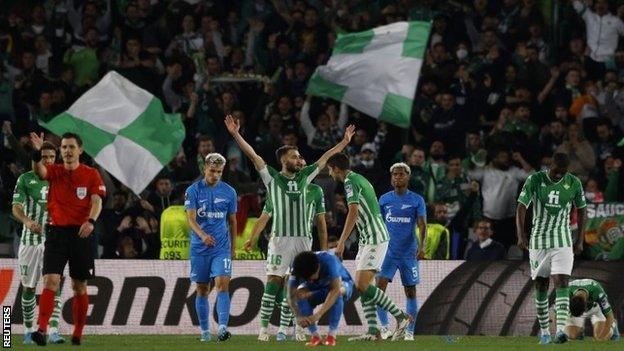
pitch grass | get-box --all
[8,335,622,350]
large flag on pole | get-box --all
[40,71,185,194]
[306,21,431,129]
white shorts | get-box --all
[529,247,574,280]
[266,236,312,277]
[18,244,45,288]
[356,241,389,272]
[566,305,607,328]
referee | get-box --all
[29,132,106,346]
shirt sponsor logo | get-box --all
[214,198,227,204]
[196,206,226,218]
[76,187,87,200]
[401,204,412,210]
[385,209,411,223]
[29,180,37,185]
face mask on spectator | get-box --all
[456,48,468,60]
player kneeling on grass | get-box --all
[565,279,620,341]
[288,251,354,347]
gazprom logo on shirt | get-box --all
[197,206,226,219]
[385,209,411,224]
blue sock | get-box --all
[328,296,344,335]
[297,298,318,334]
[406,297,418,333]
[195,295,209,332]
[217,291,230,328]
[377,305,389,328]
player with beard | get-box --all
[225,114,354,341]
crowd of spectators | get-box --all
[1,0,623,261]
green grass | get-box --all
[8,335,623,351]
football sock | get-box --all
[260,281,280,328]
[195,295,209,332]
[535,289,550,335]
[21,289,36,333]
[555,288,569,333]
[216,291,230,328]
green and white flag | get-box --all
[41,71,185,194]
[306,21,431,128]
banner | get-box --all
[0,260,460,335]
[1,260,622,335]
[583,203,624,260]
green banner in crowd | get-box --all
[583,203,624,260]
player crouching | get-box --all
[288,251,354,346]
[565,279,620,342]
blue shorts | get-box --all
[190,252,232,283]
[378,256,419,286]
[307,280,354,306]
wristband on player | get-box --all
[31,151,42,162]
[88,218,96,225]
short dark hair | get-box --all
[553,152,570,169]
[291,251,319,281]
[197,135,213,144]
[447,154,462,162]
[61,132,82,147]
[275,145,298,163]
[40,141,57,153]
[570,294,586,317]
[327,153,350,170]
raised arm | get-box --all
[29,132,47,179]
[225,114,266,170]
[316,124,355,169]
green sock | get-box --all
[535,289,549,335]
[260,281,280,328]
[362,284,403,318]
[21,289,36,332]
[49,288,62,330]
[555,288,569,333]
[360,294,378,335]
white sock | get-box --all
[541,328,550,336]
[48,326,58,334]
[260,326,268,335]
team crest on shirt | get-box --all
[76,187,87,200]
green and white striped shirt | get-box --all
[12,171,49,246]
[569,279,612,316]
[344,171,389,245]
[517,171,586,249]
[264,183,326,238]
[259,163,320,237]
